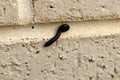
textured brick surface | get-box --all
[0,35,120,80]
[1,0,120,25]
[34,0,120,23]
[0,20,120,80]
[0,0,18,25]
[1,0,120,80]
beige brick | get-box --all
[17,0,33,25]
[0,0,18,25]
[34,0,120,23]
[0,35,120,80]
[0,17,120,80]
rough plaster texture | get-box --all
[0,20,120,80]
[0,0,18,25]
[1,0,120,80]
[34,0,120,23]
[1,35,120,80]
[1,0,120,25]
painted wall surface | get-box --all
[0,0,120,80]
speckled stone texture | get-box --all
[1,0,120,80]
[0,0,18,25]
[1,0,120,25]
[34,0,120,23]
[0,35,120,80]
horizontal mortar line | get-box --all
[0,19,120,45]
[0,18,120,27]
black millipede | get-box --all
[44,24,70,47]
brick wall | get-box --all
[1,0,120,25]
[0,0,120,80]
